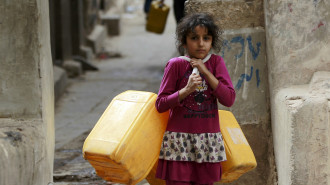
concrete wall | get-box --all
[265,1,330,184]
[274,72,330,185]
[185,0,276,184]
[0,0,54,184]
[265,0,330,93]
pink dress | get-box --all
[155,54,236,184]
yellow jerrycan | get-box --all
[216,110,257,183]
[146,0,170,34]
[82,90,169,184]
[146,110,257,184]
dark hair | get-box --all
[176,13,223,55]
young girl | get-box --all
[155,13,236,185]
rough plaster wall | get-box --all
[0,0,41,118]
[274,72,330,185]
[216,29,275,185]
[292,98,329,185]
[185,0,264,29]
[265,0,330,94]
[186,0,276,184]
[265,1,330,184]
[220,28,269,124]
[273,87,302,185]
[38,0,55,182]
[0,119,44,185]
[0,0,54,184]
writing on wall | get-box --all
[220,35,262,90]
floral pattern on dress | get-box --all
[159,131,227,163]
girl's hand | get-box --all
[190,58,208,75]
[186,73,202,93]
[179,73,202,101]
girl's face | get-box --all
[184,25,212,59]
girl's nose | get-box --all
[198,38,204,46]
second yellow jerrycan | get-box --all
[146,0,170,34]
[216,110,257,183]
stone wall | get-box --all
[185,0,264,29]
[0,0,54,184]
[265,0,330,184]
[274,72,329,185]
[265,0,330,93]
[185,0,276,184]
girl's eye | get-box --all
[204,36,211,41]
[191,36,198,40]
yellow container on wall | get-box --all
[146,0,170,34]
[217,110,257,183]
[146,110,257,184]
[82,91,169,184]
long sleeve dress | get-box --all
[155,54,236,184]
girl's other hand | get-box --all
[190,58,208,75]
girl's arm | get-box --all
[156,60,203,113]
[156,60,181,113]
[190,57,236,107]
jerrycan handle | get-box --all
[159,0,165,8]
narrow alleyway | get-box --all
[53,0,177,184]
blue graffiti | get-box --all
[222,35,261,61]
[220,40,231,58]
[231,36,245,59]
[236,66,253,89]
[221,35,263,90]
[235,67,261,90]
[246,36,261,60]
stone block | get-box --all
[264,0,330,92]
[185,0,264,29]
[215,26,273,185]
[0,119,53,185]
[1,0,54,185]
[273,71,330,185]
[63,60,83,78]
[86,24,107,54]
[218,27,269,124]
[100,14,120,36]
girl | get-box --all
[155,13,236,185]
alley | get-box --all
[2,0,330,184]
[53,1,177,184]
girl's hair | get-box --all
[176,13,223,55]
